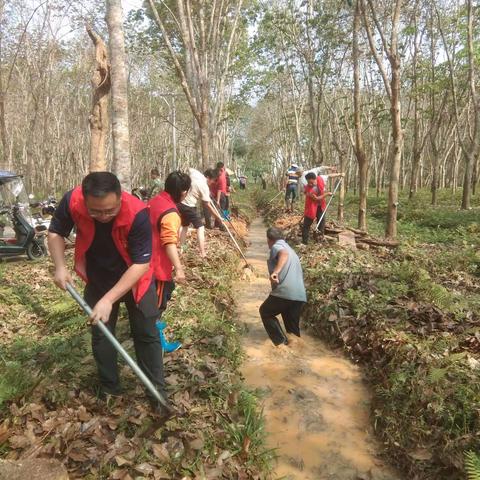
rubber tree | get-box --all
[86,26,110,172]
[362,0,404,240]
[353,0,368,230]
[106,0,131,190]
[437,0,480,210]
[146,0,246,169]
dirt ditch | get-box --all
[238,218,399,480]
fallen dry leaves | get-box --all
[0,216,266,479]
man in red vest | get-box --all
[302,172,332,244]
[48,172,166,408]
[148,171,190,352]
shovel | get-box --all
[209,201,253,271]
[267,190,283,205]
[66,283,171,412]
[212,198,243,241]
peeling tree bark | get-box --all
[86,26,110,172]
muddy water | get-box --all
[239,218,398,480]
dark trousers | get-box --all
[85,282,165,397]
[259,295,305,346]
[302,207,325,244]
[204,193,227,229]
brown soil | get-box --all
[238,218,400,480]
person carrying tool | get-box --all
[149,171,190,353]
[299,165,337,188]
[284,163,301,212]
[302,172,332,244]
[259,227,306,346]
[48,172,167,411]
[178,167,224,257]
[315,170,345,240]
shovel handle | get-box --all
[65,283,171,411]
[316,178,343,231]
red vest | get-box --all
[316,175,327,211]
[147,191,178,282]
[69,186,153,303]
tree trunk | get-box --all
[337,151,346,223]
[462,151,474,208]
[0,1,8,165]
[386,56,403,239]
[106,0,131,191]
[199,113,210,170]
[353,0,368,231]
[431,142,439,205]
[87,26,110,172]
[0,92,7,165]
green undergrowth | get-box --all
[253,186,480,479]
[0,198,273,478]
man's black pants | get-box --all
[259,295,305,345]
[85,282,165,397]
[302,207,325,244]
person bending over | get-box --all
[48,172,166,412]
[259,227,307,346]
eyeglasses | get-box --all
[87,204,121,218]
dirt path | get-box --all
[239,218,399,480]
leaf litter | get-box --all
[0,212,270,479]
[255,190,480,480]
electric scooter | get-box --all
[0,171,47,260]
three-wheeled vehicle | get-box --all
[0,170,47,260]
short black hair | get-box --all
[164,171,191,203]
[151,168,160,176]
[204,168,219,180]
[305,172,316,181]
[216,162,224,169]
[266,227,285,241]
[82,172,121,198]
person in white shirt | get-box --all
[177,168,223,258]
[298,166,337,187]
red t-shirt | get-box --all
[304,184,320,220]
[209,183,218,198]
[217,168,228,194]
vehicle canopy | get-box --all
[0,170,21,185]
[0,171,33,223]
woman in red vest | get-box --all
[148,171,191,352]
[48,172,166,408]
